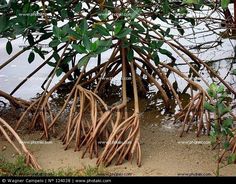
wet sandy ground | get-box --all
[1,111,236,176]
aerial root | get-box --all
[175,91,208,137]
[96,61,141,167]
[62,84,110,159]
[0,90,30,109]
[96,114,141,167]
[55,81,141,166]
[0,117,41,170]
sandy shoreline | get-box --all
[1,119,236,176]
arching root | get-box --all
[0,117,41,170]
[175,91,209,137]
[97,61,141,167]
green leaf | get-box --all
[130,21,145,33]
[47,61,56,67]
[106,0,114,11]
[179,7,188,14]
[156,41,164,49]
[53,26,62,38]
[130,31,140,43]
[232,69,236,75]
[91,41,98,52]
[74,2,82,12]
[221,0,230,10]
[228,154,236,164]
[159,48,172,58]
[79,19,88,34]
[217,103,230,116]
[27,34,34,46]
[207,83,217,98]
[141,45,152,53]
[105,23,113,31]
[95,24,110,36]
[82,35,91,51]
[183,0,201,5]
[98,9,109,20]
[162,0,170,14]
[97,39,112,47]
[127,48,134,62]
[72,44,87,54]
[185,18,195,26]
[217,85,224,93]
[130,7,141,20]
[56,68,63,77]
[210,83,217,92]
[22,2,30,13]
[223,141,230,149]
[93,39,112,54]
[152,24,160,30]
[177,25,185,35]
[165,28,171,36]
[52,52,60,62]
[65,28,81,40]
[0,16,7,33]
[40,33,53,41]
[151,41,163,50]
[6,41,12,55]
[27,15,37,26]
[223,118,233,128]
[153,52,160,65]
[77,54,96,69]
[56,0,65,5]
[210,131,217,145]
[223,128,234,137]
[116,28,132,39]
[114,21,124,35]
[60,9,68,19]
[207,90,216,98]
[204,102,215,112]
[33,46,45,59]
[49,40,60,48]
[28,51,35,63]
[226,128,234,137]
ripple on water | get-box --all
[0,74,7,78]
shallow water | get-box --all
[0,22,236,98]
[0,5,236,115]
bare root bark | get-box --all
[0,90,30,108]
[97,61,141,167]
[0,117,41,170]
